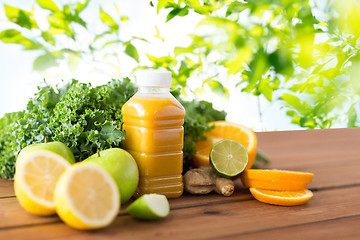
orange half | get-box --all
[241,169,314,191]
[192,121,257,169]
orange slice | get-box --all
[250,188,313,206]
[192,121,257,169]
[240,169,314,191]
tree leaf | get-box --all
[316,96,347,115]
[350,61,360,94]
[41,31,56,45]
[99,8,119,32]
[226,2,247,17]
[174,46,193,56]
[347,104,357,128]
[187,0,215,15]
[90,31,111,46]
[280,93,312,115]
[157,0,174,13]
[199,16,241,33]
[33,52,63,71]
[258,78,273,101]
[147,55,176,68]
[268,48,294,76]
[102,40,122,49]
[154,25,164,41]
[248,49,269,85]
[47,12,73,37]
[67,53,81,72]
[4,5,38,29]
[125,43,139,62]
[70,15,87,28]
[203,79,229,98]
[0,29,42,50]
[36,0,60,12]
[225,47,253,74]
[166,7,189,22]
[55,5,86,29]
[175,59,201,87]
[281,93,303,109]
[76,0,90,13]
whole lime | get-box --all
[84,148,139,204]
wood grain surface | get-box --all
[1,128,360,239]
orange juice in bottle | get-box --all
[121,70,185,198]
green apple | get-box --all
[84,148,139,204]
[126,194,170,220]
[16,140,76,167]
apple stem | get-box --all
[44,136,48,144]
[97,150,100,157]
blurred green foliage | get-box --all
[150,0,360,129]
[0,0,140,75]
[1,0,360,129]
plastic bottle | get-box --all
[121,70,185,198]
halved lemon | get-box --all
[14,150,72,216]
[192,121,257,169]
[250,188,313,206]
[54,163,120,230]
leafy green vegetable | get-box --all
[0,78,135,179]
[0,78,225,179]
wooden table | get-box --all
[1,128,360,239]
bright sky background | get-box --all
[0,0,302,132]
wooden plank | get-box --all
[0,182,252,229]
[256,128,360,169]
[1,185,360,239]
[255,128,360,189]
[223,215,360,240]
[1,128,360,229]
[0,198,59,229]
[1,128,360,238]
[0,178,14,198]
[164,184,253,209]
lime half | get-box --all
[126,194,170,220]
[210,139,249,178]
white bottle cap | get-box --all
[136,70,172,88]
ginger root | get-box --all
[183,166,234,197]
